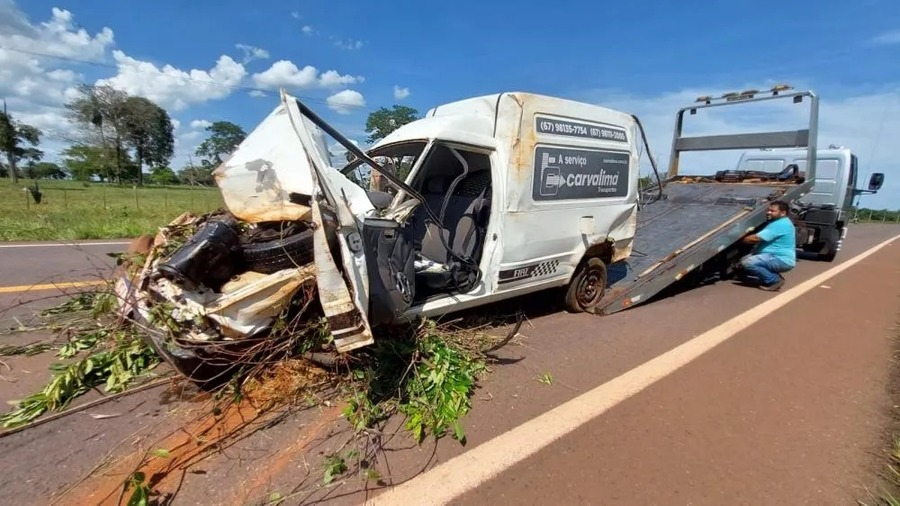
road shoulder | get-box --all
[450,237,900,505]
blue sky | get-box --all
[2,0,899,208]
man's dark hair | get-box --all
[769,200,790,213]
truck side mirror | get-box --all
[868,172,884,191]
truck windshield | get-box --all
[340,141,428,192]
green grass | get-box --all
[0,178,224,241]
[859,328,900,506]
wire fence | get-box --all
[13,184,223,214]
[851,208,900,224]
[0,182,225,241]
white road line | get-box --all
[0,241,131,249]
[366,234,900,506]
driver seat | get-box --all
[413,172,491,290]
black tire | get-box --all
[242,228,314,274]
[819,249,837,262]
[817,239,837,262]
[564,257,608,314]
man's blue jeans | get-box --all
[740,253,793,286]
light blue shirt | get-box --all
[755,216,796,267]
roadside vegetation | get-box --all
[860,323,900,506]
[0,181,223,241]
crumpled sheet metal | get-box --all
[132,266,315,342]
[212,104,321,224]
[206,266,316,339]
[213,101,376,226]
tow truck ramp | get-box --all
[597,86,819,315]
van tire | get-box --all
[564,257,608,314]
[242,229,315,274]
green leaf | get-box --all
[151,448,171,458]
[453,420,465,442]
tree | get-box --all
[178,162,215,186]
[364,105,419,144]
[0,111,43,184]
[26,162,66,180]
[65,84,131,183]
[121,96,175,186]
[195,121,246,167]
[62,144,133,182]
[149,166,179,185]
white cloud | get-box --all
[320,69,364,88]
[235,43,270,64]
[327,90,366,114]
[0,3,116,154]
[248,90,267,98]
[252,60,363,90]
[291,11,301,19]
[334,39,364,50]
[579,83,900,209]
[302,25,314,36]
[171,118,181,131]
[179,130,203,142]
[253,60,318,88]
[190,119,212,130]
[96,50,247,111]
[393,85,411,100]
[870,30,900,46]
[0,5,114,62]
[0,4,112,108]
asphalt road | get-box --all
[0,225,898,505]
[0,240,128,331]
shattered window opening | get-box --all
[341,141,428,195]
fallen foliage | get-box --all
[0,284,163,429]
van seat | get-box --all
[413,171,491,289]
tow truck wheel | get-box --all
[564,257,608,314]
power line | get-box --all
[0,44,375,113]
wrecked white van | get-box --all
[126,85,821,379]
[279,91,647,351]
[131,90,650,358]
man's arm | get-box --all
[743,223,783,245]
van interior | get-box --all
[344,142,494,304]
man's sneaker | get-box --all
[759,275,785,291]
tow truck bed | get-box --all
[598,177,810,314]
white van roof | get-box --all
[374,91,635,150]
[373,113,497,149]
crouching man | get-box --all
[738,200,796,291]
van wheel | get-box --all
[564,257,608,314]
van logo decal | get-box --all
[533,146,630,201]
[499,260,560,285]
[535,115,628,143]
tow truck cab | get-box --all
[734,147,885,261]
